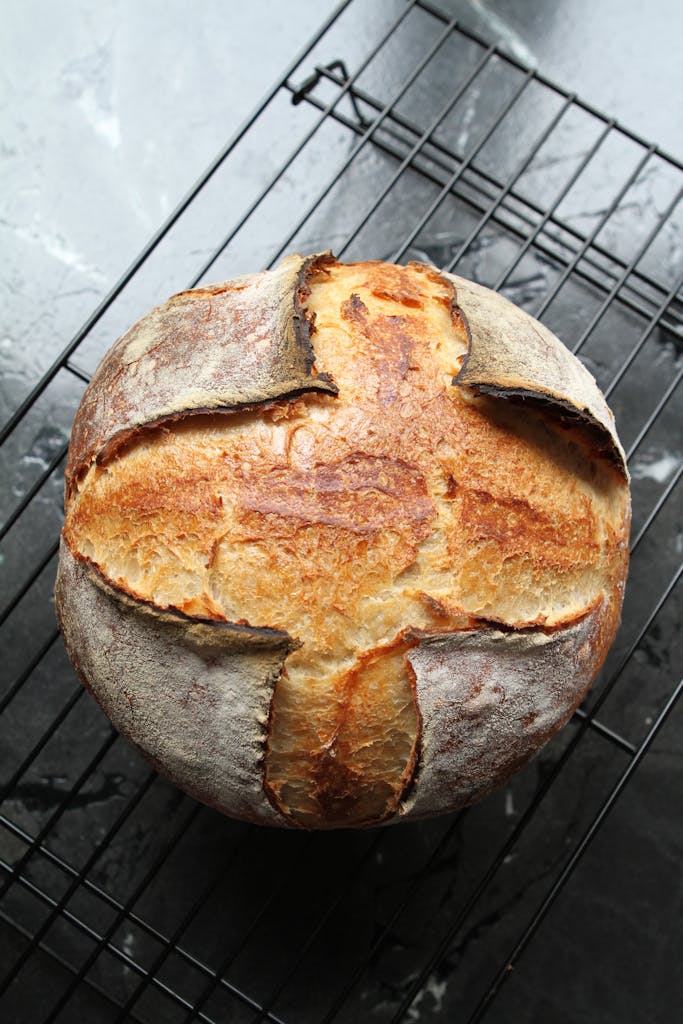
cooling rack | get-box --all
[1,1,681,1021]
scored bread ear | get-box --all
[398,595,618,822]
[442,273,628,477]
[65,251,338,498]
[55,539,294,826]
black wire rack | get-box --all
[1,1,682,1021]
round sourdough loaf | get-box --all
[55,253,630,829]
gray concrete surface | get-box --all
[1,3,681,1023]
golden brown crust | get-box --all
[65,251,338,498]
[264,632,422,829]
[57,255,631,829]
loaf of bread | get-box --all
[55,253,630,829]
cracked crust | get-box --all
[65,251,338,499]
[57,254,631,829]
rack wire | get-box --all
[1,1,681,1021]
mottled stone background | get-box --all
[1,2,681,1023]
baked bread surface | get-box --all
[56,254,630,828]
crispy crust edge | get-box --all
[391,590,622,825]
[55,536,295,827]
[441,271,628,477]
[65,251,338,499]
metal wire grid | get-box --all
[1,0,681,1020]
